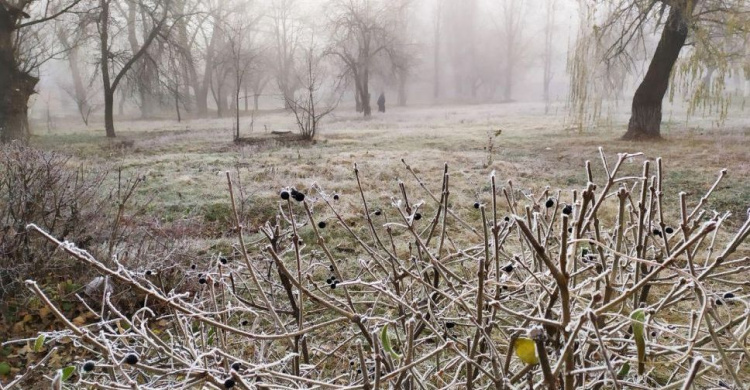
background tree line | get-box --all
[0,0,748,142]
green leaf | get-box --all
[34,335,45,352]
[617,362,630,378]
[61,365,75,381]
[207,327,215,346]
[630,309,646,375]
[0,362,11,376]
[380,324,401,360]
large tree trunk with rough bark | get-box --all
[398,71,407,106]
[104,89,116,138]
[100,0,116,138]
[1,10,37,143]
[0,71,37,143]
[358,70,371,117]
[624,4,692,140]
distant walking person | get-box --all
[377,92,386,113]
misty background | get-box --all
[21,0,750,130]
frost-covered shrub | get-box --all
[13,150,749,389]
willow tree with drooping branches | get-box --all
[570,0,749,140]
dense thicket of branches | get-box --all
[11,152,750,389]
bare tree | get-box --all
[223,3,261,140]
[432,0,444,101]
[588,0,750,140]
[285,43,338,140]
[160,37,191,122]
[542,0,558,113]
[0,0,83,142]
[443,0,478,99]
[495,0,529,102]
[245,52,271,111]
[57,13,98,125]
[98,0,171,138]
[269,0,300,109]
[97,0,170,138]
[390,0,414,107]
[326,0,403,117]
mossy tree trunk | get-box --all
[0,8,38,143]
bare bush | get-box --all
[0,143,109,296]
[10,150,750,389]
[285,46,338,140]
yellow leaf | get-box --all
[39,307,51,318]
[514,337,539,365]
[12,322,25,334]
[72,316,86,326]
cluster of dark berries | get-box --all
[545,198,554,208]
[374,209,382,216]
[291,189,305,202]
[198,274,207,285]
[326,274,339,289]
[280,188,305,202]
[716,292,737,306]
[473,202,480,209]
[665,226,674,234]
[318,221,327,229]
[502,264,513,273]
[231,362,241,371]
[581,253,597,264]
[413,212,422,221]
[333,194,340,201]
[562,205,573,215]
[219,256,228,265]
[224,378,236,388]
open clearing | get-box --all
[33,102,750,238]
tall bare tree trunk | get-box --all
[118,89,126,116]
[542,0,556,114]
[0,11,37,143]
[360,71,371,117]
[196,22,220,117]
[58,27,91,125]
[624,4,693,140]
[243,84,249,112]
[100,0,116,138]
[433,0,441,100]
[126,3,154,119]
[175,0,194,113]
[354,80,363,113]
[398,72,407,106]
